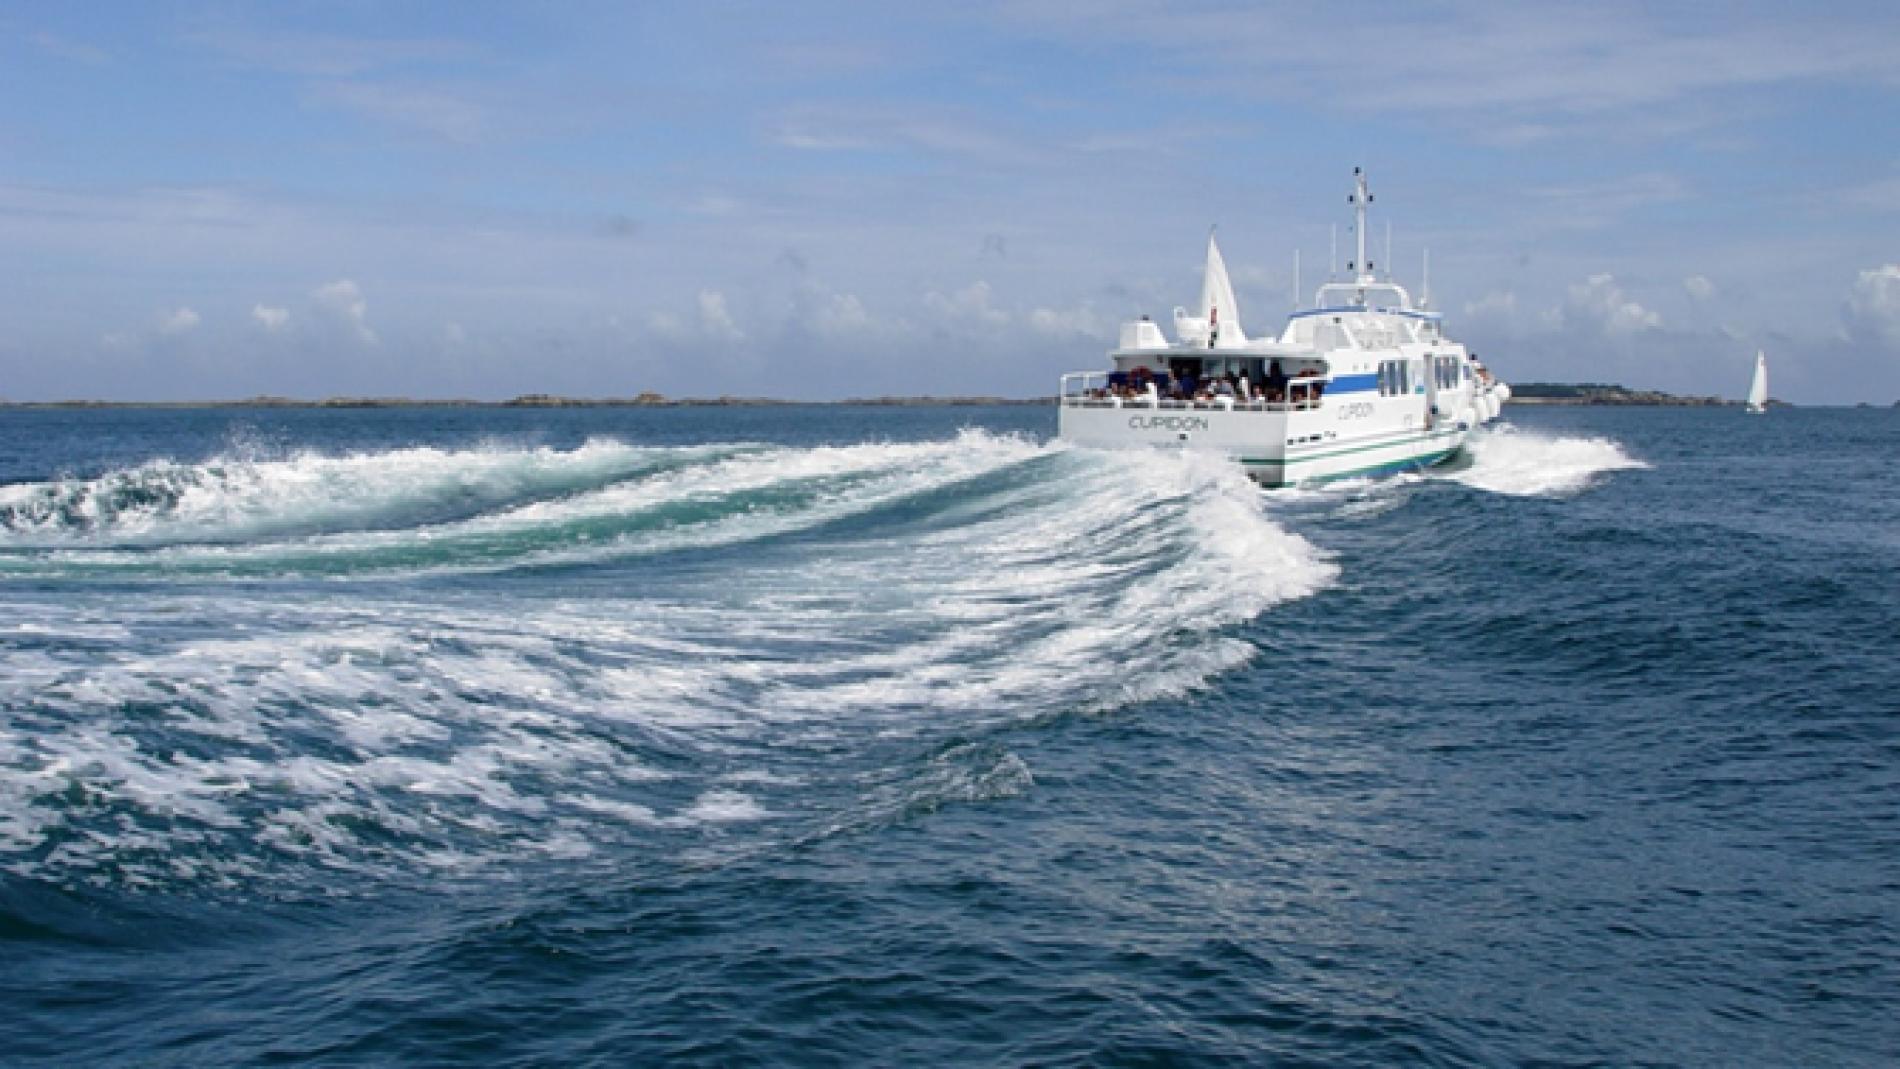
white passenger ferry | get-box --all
[1058,169,1509,486]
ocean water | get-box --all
[1,403,1895,1066]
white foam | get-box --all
[678,789,769,824]
[0,437,739,547]
[1447,423,1648,496]
[0,431,1337,887]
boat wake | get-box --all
[0,432,1333,890]
[1444,423,1648,496]
[0,438,734,547]
[1269,422,1646,512]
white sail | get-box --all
[1171,231,1248,348]
[1746,350,1768,412]
[1198,230,1248,349]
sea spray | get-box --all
[1447,423,1648,496]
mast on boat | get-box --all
[1348,167,1375,303]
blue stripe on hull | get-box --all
[1326,373,1378,394]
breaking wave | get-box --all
[1446,423,1648,496]
[0,431,1333,890]
[0,438,745,549]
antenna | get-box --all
[1384,221,1393,281]
[1421,248,1431,309]
[1293,248,1301,310]
[1329,224,1337,281]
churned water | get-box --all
[1,404,1894,1066]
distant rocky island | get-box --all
[1509,383,1754,406]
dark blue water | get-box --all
[2,404,1895,1066]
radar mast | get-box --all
[1348,167,1375,302]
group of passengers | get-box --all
[1090,361,1325,407]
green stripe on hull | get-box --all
[1239,428,1464,468]
[1241,445,1458,485]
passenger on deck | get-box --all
[1265,360,1289,395]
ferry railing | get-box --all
[1058,374,1330,412]
[1059,371,1110,401]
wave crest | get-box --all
[0,438,727,546]
[1449,424,1648,496]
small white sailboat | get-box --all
[1745,350,1769,414]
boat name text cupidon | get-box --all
[1128,415,1211,432]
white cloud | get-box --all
[1837,175,1900,212]
[647,309,685,337]
[1565,273,1662,334]
[30,32,109,65]
[1684,274,1716,301]
[772,125,872,151]
[252,304,290,330]
[768,105,1019,161]
[697,290,744,343]
[1843,264,1900,345]
[1029,302,1106,338]
[160,307,201,334]
[999,5,1900,142]
[925,280,1007,327]
[1529,173,1687,230]
[188,28,473,79]
[1463,290,1518,322]
[816,292,871,336]
[313,279,376,343]
[685,194,744,217]
[309,82,490,144]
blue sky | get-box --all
[3,1,1898,403]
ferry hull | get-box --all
[1054,170,1502,488]
[1056,404,1468,488]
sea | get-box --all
[1,403,1895,1067]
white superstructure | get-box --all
[1058,169,1509,487]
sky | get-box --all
[3,1,1899,404]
